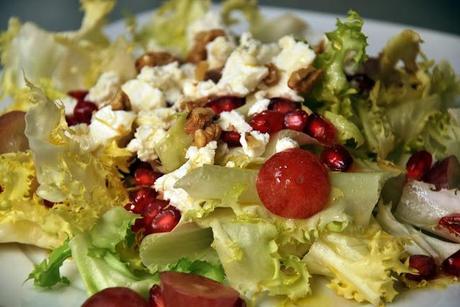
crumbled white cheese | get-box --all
[275,137,299,153]
[216,34,269,96]
[138,62,195,104]
[248,98,270,116]
[240,131,270,158]
[127,126,167,162]
[182,79,219,100]
[59,96,77,116]
[136,107,177,128]
[89,106,136,146]
[265,36,316,101]
[86,71,121,107]
[127,107,178,161]
[239,32,280,64]
[218,110,252,134]
[154,141,217,212]
[187,11,225,43]
[206,36,236,70]
[121,79,166,112]
[180,63,197,80]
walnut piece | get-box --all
[288,66,323,94]
[135,51,178,72]
[195,61,209,81]
[194,124,221,148]
[263,63,280,86]
[184,107,215,134]
[186,29,226,64]
[110,90,131,110]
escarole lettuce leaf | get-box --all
[24,85,129,232]
[31,207,224,294]
[0,0,135,103]
[134,0,210,55]
[0,151,71,249]
[311,11,367,116]
[208,217,311,303]
[357,30,460,160]
[220,0,307,42]
[303,222,408,306]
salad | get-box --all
[0,0,459,306]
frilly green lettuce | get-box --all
[139,223,218,273]
[69,207,158,295]
[303,222,408,306]
[134,0,210,55]
[0,0,135,101]
[0,151,71,249]
[357,29,460,160]
[414,108,460,159]
[323,111,364,147]
[221,0,307,43]
[209,218,311,302]
[311,11,367,115]
[28,239,72,287]
[24,85,129,232]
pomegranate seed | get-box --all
[304,114,336,145]
[143,199,169,225]
[206,96,245,114]
[73,100,98,125]
[249,110,284,134]
[406,255,437,281]
[269,98,299,114]
[221,131,241,147]
[406,150,432,181]
[320,145,353,172]
[43,200,55,208]
[146,207,181,234]
[127,187,157,213]
[67,90,88,101]
[65,115,79,126]
[284,110,309,131]
[131,218,145,233]
[149,285,165,307]
[438,214,460,237]
[442,250,460,277]
[134,168,162,186]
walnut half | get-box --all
[186,29,226,64]
[184,107,215,134]
[109,90,131,111]
[288,66,323,95]
[262,63,280,86]
[135,51,178,72]
[194,124,221,148]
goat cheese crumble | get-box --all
[86,71,121,107]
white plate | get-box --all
[1,6,459,307]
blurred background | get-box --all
[0,0,459,35]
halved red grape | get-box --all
[256,148,330,219]
[0,111,29,154]
[160,272,244,307]
[82,287,148,307]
